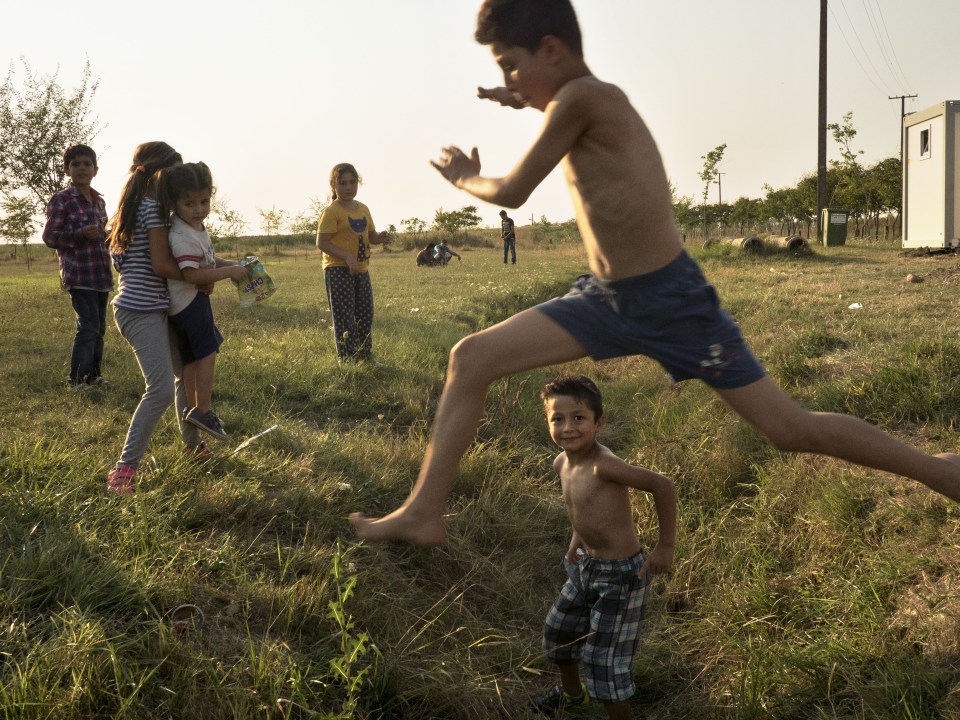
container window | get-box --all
[920,127,931,158]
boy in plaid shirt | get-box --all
[534,375,676,718]
[42,144,112,388]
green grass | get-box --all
[3,240,960,718]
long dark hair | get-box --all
[156,162,215,224]
[106,141,182,253]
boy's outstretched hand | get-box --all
[431,146,481,188]
[637,541,674,581]
[477,86,525,109]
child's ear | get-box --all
[595,415,605,432]
[539,35,567,62]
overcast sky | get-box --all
[2,0,957,233]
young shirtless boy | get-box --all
[535,374,676,719]
[350,0,960,546]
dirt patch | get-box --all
[919,263,960,286]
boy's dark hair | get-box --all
[475,0,582,56]
[63,144,97,169]
[541,374,603,419]
[156,162,215,224]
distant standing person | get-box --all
[534,375,676,719]
[158,162,249,440]
[500,209,516,264]
[42,144,112,389]
[316,163,391,363]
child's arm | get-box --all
[432,81,591,207]
[316,233,359,274]
[181,257,248,285]
[149,227,186,280]
[565,530,585,565]
[42,196,99,249]
[598,456,677,580]
[477,86,525,109]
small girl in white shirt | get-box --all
[158,162,248,440]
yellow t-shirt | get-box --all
[317,200,377,272]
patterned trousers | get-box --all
[324,267,374,360]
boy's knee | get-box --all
[448,334,491,378]
[756,411,821,454]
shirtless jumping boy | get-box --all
[351,0,960,546]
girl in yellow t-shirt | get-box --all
[315,162,390,362]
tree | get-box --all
[671,195,700,240]
[0,194,38,269]
[432,206,482,238]
[827,111,863,169]
[289,196,328,236]
[208,197,247,240]
[400,217,427,240]
[0,59,102,210]
[698,144,727,238]
[258,206,288,235]
[868,156,902,237]
[728,197,762,236]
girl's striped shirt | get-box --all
[111,198,170,312]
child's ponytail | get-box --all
[106,141,182,253]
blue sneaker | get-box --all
[529,683,589,715]
[185,408,228,440]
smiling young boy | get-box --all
[350,0,960,546]
[535,375,675,719]
[42,144,113,389]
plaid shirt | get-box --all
[42,184,112,291]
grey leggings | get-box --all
[114,307,201,468]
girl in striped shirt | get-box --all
[104,142,210,493]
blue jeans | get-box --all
[503,236,516,264]
[69,288,109,384]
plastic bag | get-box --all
[234,255,277,307]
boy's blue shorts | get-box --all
[169,293,223,364]
[536,251,766,389]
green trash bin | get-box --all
[821,208,848,246]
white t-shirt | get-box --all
[168,215,215,315]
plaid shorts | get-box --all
[542,551,650,703]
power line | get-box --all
[861,0,910,95]
[828,2,889,95]
[869,0,913,92]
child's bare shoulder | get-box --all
[554,75,630,113]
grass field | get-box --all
[3,239,960,719]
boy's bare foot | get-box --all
[934,453,960,502]
[350,509,447,547]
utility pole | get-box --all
[816,0,828,245]
[888,94,916,239]
[888,93,918,161]
[715,172,724,236]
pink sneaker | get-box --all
[106,465,136,494]
[183,441,214,463]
